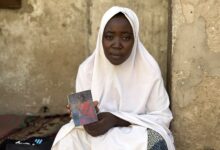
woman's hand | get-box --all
[84,112,131,137]
[66,104,71,118]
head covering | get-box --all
[90,6,164,114]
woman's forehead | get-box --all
[104,15,133,33]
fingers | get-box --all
[84,121,100,131]
[95,107,99,113]
[66,104,71,118]
[93,101,99,113]
[83,121,105,137]
[97,112,112,119]
[66,104,70,108]
[84,126,98,137]
[84,124,98,136]
[83,113,114,137]
[93,101,98,107]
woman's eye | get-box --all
[122,36,131,41]
[104,35,113,40]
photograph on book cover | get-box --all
[68,90,98,126]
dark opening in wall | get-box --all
[0,0,21,9]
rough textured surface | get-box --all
[171,0,220,149]
[0,0,88,114]
[0,0,169,115]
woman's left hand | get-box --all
[83,112,130,137]
[83,112,117,137]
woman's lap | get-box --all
[147,128,168,150]
[54,126,168,150]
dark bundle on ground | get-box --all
[0,114,70,147]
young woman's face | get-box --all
[102,14,134,65]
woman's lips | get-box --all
[110,53,121,59]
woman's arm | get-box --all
[84,112,130,137]
[98,112,131,127]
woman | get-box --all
[52,6,175,150]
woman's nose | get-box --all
[112,38,122,49]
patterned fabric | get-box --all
[147,129,168,150]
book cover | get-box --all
[68,90,98,126]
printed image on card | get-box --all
[68,90,98,126]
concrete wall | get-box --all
[171,0,220,149]
[0,0,169,115]
[0,0,88,115]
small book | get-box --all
[67,90,98,126]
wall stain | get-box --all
[19,0,34,14]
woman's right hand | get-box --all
[66,104,71,118]
[93,101,99,113]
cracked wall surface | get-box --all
[0,0,88,114]
[171,0,220,149]
[0,0,169,115]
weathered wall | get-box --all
[0,0,169,115]
[171,0,220,149]
[0,0,88,115]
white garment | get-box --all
[52,6,175,150]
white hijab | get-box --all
[90,6,164,113]
[53,6,175,150]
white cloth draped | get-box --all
[52,6,175,150]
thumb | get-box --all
[93,101,99,113]
[93,101,99,107]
